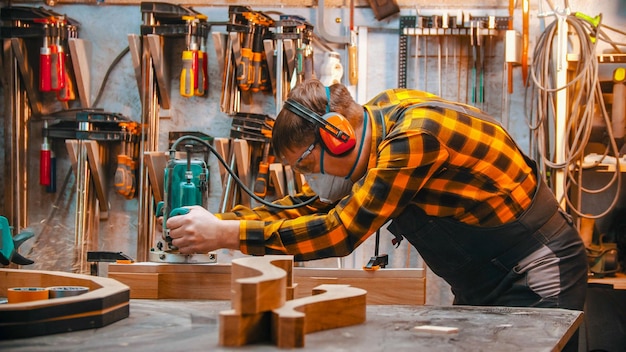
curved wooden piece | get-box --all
[0,268,130,339]
[271,284,367,348]
[231,255,293,314]
[218,309,271,346]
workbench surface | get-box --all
[0,300,582,351]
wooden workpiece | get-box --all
[588,272,626,290]
[108,261,425,304]
[219,255,367,348]
[272,284,366,348]
[231,255,293,314]
[293,267,425,305]
[108,262,234,299]
[0,268,130,339]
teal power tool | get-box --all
[0,216,34,266]
[151,144,216,263]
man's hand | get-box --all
[166,206,240,254]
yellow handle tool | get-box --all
[180,50,195,97]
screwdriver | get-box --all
[348,0,358,86]
[180,50,195,97]
[180,16,197,98]
[250,25,266,93]
[254,141,271,198]
[37,19,52,92]
[192,14,208,96]
[195,19,208,96]
[40,120,51,186]
[55,19,73,102]
[50,18,66,92]
[237,24,254,91]
[253,120,274,197]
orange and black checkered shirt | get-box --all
[218,89,537,261]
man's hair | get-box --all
[272,79,362,158]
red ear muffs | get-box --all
[283,98,356,156]
[319,113,356,155]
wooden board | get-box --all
[213,138,230,184]
[219,256,367,348]
[233,139,251,207]
[293,267,426,305]
[108,262,233,299]
[231,255,292,314]
[588,272,626,290]
[108,262,425,305]
[269,163,285,198]
[0,268,130,339]
[143,151,168,203]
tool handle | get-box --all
[40,149,51,186]
[56,68,74,102]
[56,46,66,90]
[612,68,626,140]
[202,49,209,92]
[522,0,529,86]
[170,207,191,217]
[507,0,514,94]
[348,44,358,85]
[39,47,52,92]
[192,50,199,90]
[253,162,269,197]
[195,50,206,96]
[250,52,263,92]
[180,50,195,97]
[237,48,252,91]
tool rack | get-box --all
[397,14,510,103]
[134,2,213,261]
[1,6,79,233]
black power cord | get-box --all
[169,135,318,210]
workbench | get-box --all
[0,299,582,351]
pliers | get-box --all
[0,216,34,266]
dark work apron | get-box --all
[385,102,588,309]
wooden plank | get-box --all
[143,151,168,203]
[107,263,425,304]
[67,38,91,109]
[272,284,367,348]
[293,267,425,305]
[106,272,159,299]
[269,163,285,198]
[213,138,230,184]
[588,272,626,290]
[283,165,296,196]
[219,310,272,346]
[108,263,232,300]
[85,140,108,213]
[233,139,251,207]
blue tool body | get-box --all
[158,146,209,250]
[0,216,34,266]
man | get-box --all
[167,79,588,311]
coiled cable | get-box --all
[526,8,622,219]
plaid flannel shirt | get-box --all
[218,89,537,261]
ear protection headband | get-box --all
[283,88,356,156]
